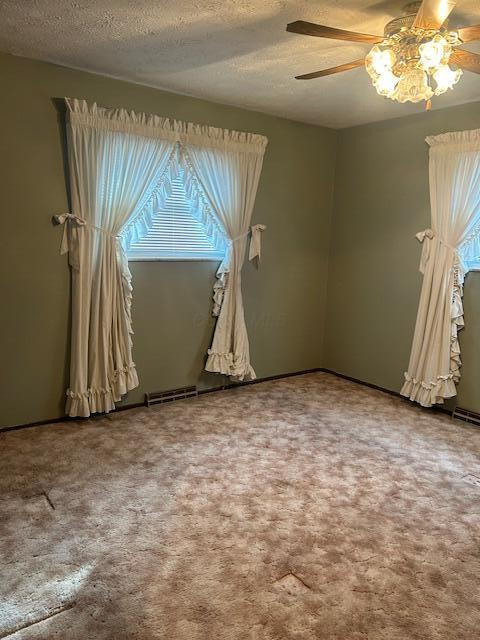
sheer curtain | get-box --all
[56,99,267,416]
[182,136,267,380]
[401,129,480,407]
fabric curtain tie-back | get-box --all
[54,213,122,255]
[213,226,265,315]
[54,213,87,254]
[415,228,458,274]
[229,224,267,261]
[249,224,267,261]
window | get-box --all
[466,259,480,271]
[126,174,226,261]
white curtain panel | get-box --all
[401,129,480,407]
[58,99,177,416]
[183,135,267,381]
[57,99,267,416]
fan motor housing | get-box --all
[384,2,437,38]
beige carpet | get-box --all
[1,372,480,639]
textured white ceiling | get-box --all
[0,0,479,128]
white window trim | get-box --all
[128,255,224,262]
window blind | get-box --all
[126,176,225,260]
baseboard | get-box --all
[0,367,323,433]
[197,367,324,396]
[4,366,478,433]
[320,368,402,399]
[322,368,480,428]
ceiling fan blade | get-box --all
[412,0,456,29]
[451,48,480,74]
[458,25,480,43]
[295,59,366,80]
[286,21,382,44]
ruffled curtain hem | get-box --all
[460,221,480,266]
[65,364,138,417]
[401,261,465,408]
[212,271,228,317]
[400,372,458,407]
[205,350,256,382]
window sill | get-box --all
[128,257,223,262]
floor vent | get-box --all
[145,385,198,407]
[452,407,480,427]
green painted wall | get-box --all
[325,101,480,413]
[2,50,478,428]
[0,52,337,428]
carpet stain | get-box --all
[1,372,479,639]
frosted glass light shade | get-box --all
[375,71,400,97]
[433,64,462,95]
[419,35,449,70]
[370,47,395,75]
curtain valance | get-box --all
[66,98,268,153]
[425,128,480,152]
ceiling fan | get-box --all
[286,0,480,108]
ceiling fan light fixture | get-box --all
[287,1,480,109]
[433,63,463,94]
[366,25,463,105]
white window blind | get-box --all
[126,175,226,261]
[467,259,480,271]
